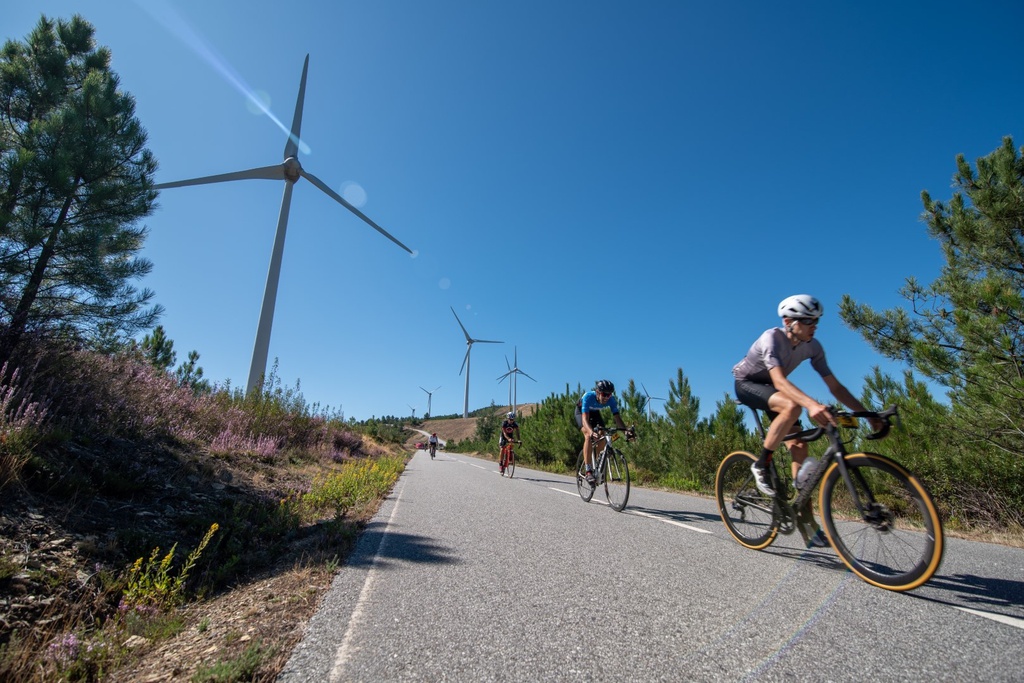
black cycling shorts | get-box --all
[574,410,606,430]
[735,380,804,431]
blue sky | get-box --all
[7,1,1024,421]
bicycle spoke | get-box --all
[821,453,943,591]
[716,451,778,549]
[603,448,630,511]
[575,450,595,502]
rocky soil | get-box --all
[0,437,397,682]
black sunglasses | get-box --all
[794,318,819,327]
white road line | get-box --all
[549,487,712,533]
[627,508,714,533]
[330,479,406,682]
[550,487,581,497]
[955,607,1024,630]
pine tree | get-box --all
[840,136,1024,457]
[140,324,176,372]
[0,15,161,357]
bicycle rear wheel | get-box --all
[603,448,630,511]
[820,452,944,591]
[715,451,779,549]
[505,450,515,478]
[575,450,595,502]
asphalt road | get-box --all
[279,449,1024,682]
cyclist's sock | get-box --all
[755,448,774,468]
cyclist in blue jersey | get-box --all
[575,379,635,486]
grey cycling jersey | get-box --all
[732,327,832,383]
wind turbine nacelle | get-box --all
[283,157,302,183]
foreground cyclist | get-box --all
[732,295,881,544]
[574,380,635,486]
[498,412,520,474]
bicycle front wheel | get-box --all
[820,452,944,591]
[575,450,595,502]
[603,448,630,512]
[505,450,515,478]
[715,451,779,549]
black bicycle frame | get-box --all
[745,403,884,523]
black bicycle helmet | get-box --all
[595,379,614,394]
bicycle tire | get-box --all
[575,450,595,502]
[505,449,515,478]
[820,452,944,591]
[715,451,779,549]
[603,447,630,511]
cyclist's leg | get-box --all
[574,411,596,472]
[786,438,809,482]
[736,381,800,463]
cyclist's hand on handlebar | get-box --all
[625,426,637,441]
[807,403,835,427]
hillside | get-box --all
[404,404,538,448]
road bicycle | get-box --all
[715,403,944,591]
[499,440,520,478]
[575,426,635,512]
[428,441,437,459]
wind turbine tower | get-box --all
[420,385,441,418]
[497,347,536,416]
[154,55,412,395]
[451,307,503,418]
[641,382,666,419]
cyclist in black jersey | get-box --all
[498,412,520,474]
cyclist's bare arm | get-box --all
[823,375,885,432]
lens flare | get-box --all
[340,181,367,208]
[136,0,311,155]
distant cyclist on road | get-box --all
[733,295,882,543]
[498,412,520,474]
[428,433,439,458]
[574,380,635,486]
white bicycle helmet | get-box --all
[507,411,515,419]
[778,294,823,320]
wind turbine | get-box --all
[408,404,417,420]
[154,55,412,395]
[497,346,536,416]
[450,306,503,418]
[419,385,441,418]
[641,382,666,419]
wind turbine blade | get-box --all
[519,370,538,382]
[301,169,412,254]
[497,370,513,381]
[284,55,309,160]
[473,339,503,344]
[155,165,285,189]
[450,307,472,341]
[459,347,470,375]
